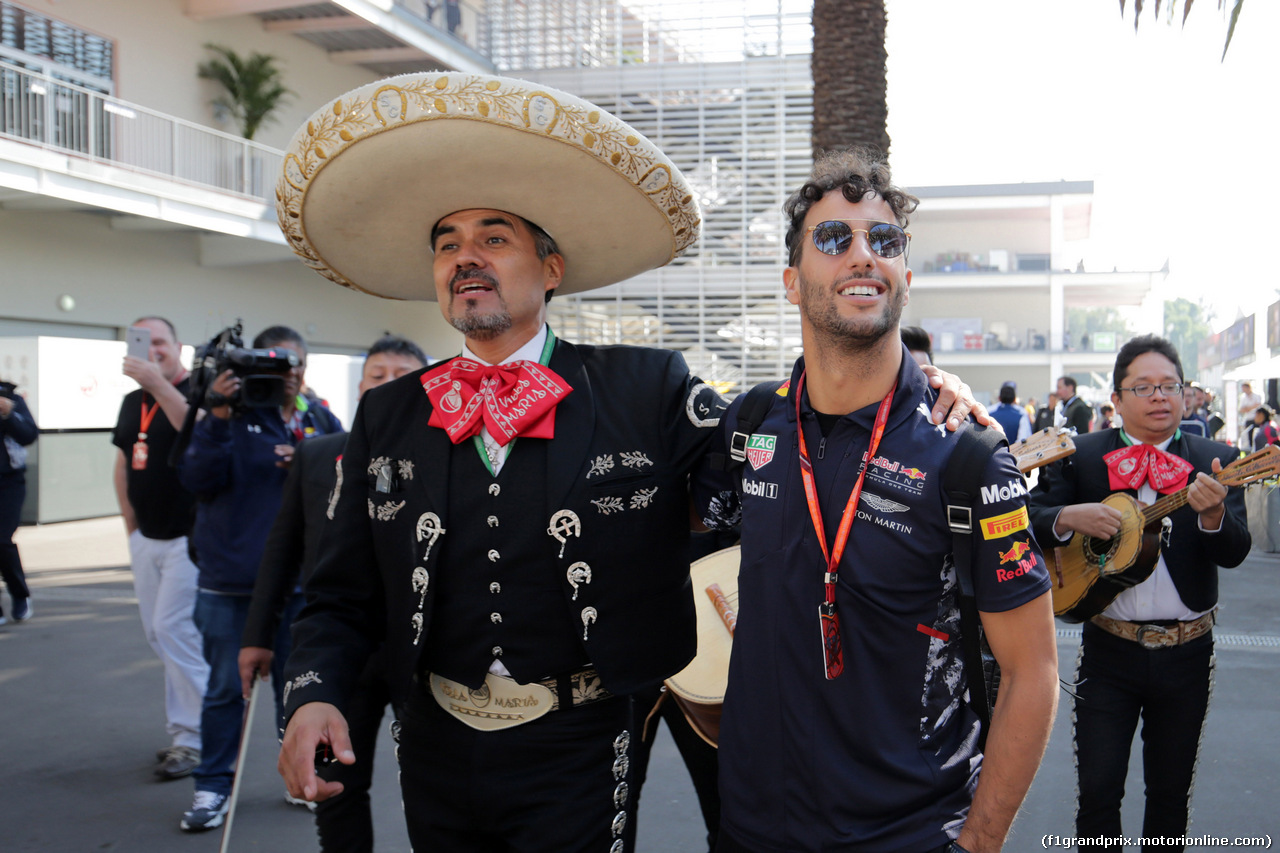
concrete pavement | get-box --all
[2,517,1277,852]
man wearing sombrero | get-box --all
[273,72,985,851]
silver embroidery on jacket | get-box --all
[373,500,406,521]
[629,487,658,509]
[283,670,323,706]
[620,451,653,470]
[326,457,343,520]
[592,496,625,515]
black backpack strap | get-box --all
[943,424,1007,749]
[711,380,786,472]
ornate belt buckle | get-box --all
[429,673,555,731]
[1136,623,1173,649]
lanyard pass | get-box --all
[818,602,844,679]
[795,371,896,681]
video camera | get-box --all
[168,321,300,464]
[190,321,299,412]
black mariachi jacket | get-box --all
[1028,428,1250,613]
[282,338,726,717]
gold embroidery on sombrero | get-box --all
[276,73,698,294]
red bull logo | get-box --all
[998,539,1032,564]
[996,558,1037,582]
[900,467,927,481]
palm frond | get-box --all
[196,43,294,139]
[1125,0,1242,60]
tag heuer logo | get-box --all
[746,434,777,470]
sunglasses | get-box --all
[807,220,911,260]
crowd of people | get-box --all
[1006,375,1276,456]
[3,71,1263,853]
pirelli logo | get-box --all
[980,506,1030,540]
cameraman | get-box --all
[178,325,342,832]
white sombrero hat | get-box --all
[277,72,700,300]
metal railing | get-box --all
[0,59,282,203]
[394,0,492,60]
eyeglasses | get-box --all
[1117,382,1184,397]
[807,220,911,260]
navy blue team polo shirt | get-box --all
[692,347,1050,853]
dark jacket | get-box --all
[1061,395,1093,435]
[1028,428,1250,612]
[284,340,725,716]
[243,430,347,648]
[0,394,38,477]
[181,402,342,594]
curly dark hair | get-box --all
[783,147,919,267]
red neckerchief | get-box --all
[794,370,896,680]
[420,358,572,446]
[1103,441,1194,494]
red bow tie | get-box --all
[421,358,572,446]
[1103,443,1194,494]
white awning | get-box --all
[1222,356,1280,382]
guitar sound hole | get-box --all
[1085,536,1115,562]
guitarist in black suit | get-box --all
[1029,334,1250,852]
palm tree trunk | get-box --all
[811,0,891,158]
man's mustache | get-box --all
[450,269,500,291]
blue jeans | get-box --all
[192,589,303,795]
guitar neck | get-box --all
[1141,446,1280,525]
[1143,488,1191,524]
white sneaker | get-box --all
[180,790,229,832]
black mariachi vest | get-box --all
[422,438,589,688]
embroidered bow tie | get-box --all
[1103,443,1195,495]
[421,358,572,446]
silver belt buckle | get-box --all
[1136,623,1173,649]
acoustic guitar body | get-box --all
[1050,492,1161,622]
[664,546,741,747]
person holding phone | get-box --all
[0,378,38,625]
[111,317,210,781]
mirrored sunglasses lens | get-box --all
[812,221,852,255]
[868,224,907,258]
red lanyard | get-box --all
[794,370,896,679]
[138,395,160,440]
